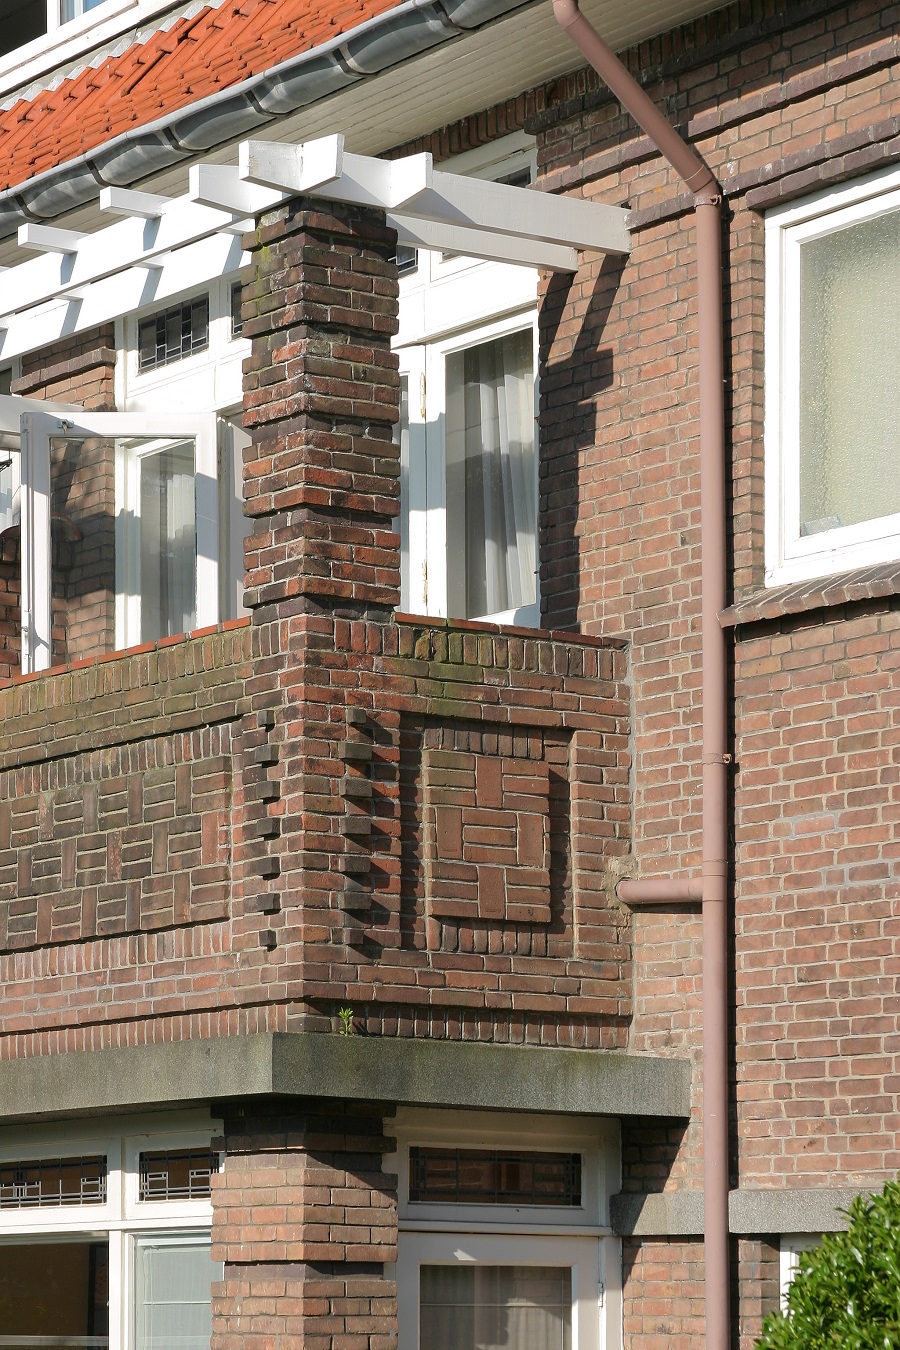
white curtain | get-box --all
[445,330,536,618]
[798,208,900,536]
[139,440,196,642]
[420,1265,572,1350]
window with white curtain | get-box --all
[764,165,900,586]
[0,1114,222,1350]
[395,134,540,627]
[390,1108,622,1350]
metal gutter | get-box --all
[550,3,732,1348]
[0,0,540,239]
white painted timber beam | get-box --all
[190,163,287,216]
[388,214,578,271]
[0,197,246,324]
[0,234,246,364]
[18,224,88,254]
[239,136,630,255]
[99,186,170,219]
[406,169,629,253]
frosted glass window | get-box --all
[134,1237,220,1350]
[798,209,900,537]
[445,329,535,619]
[138,441,196,643]
[420,1265,571,1350]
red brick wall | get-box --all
[0,201,633,1063]
[211,1100,397,1350]
[531,0,900,1203]
[622,1237,779,1350]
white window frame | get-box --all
[778,1233,821,1309]
[395,136,540,626]
[0,1111,221,1350]
[764,164,900,587]
[389,1108,622,1350]
[20,408,217,670]
[117,278,251,629]
[117,278,248,416]
[398,311,539,623]
[0,389,244,672]
[112,424,218,652]
[0,0,181,101]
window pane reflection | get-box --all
[0,1240,109,1347]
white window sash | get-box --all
[397,1230,619,1350]
[431,311,539,625]
[764,165,900,587]
[19,409,216,671]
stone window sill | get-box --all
[720,562,900,629]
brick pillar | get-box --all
[241,200,401,627]
[232,200,402,970]
[211,1101,398,1350]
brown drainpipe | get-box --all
[549,4,731,1348]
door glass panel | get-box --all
[0,1239,110,1348]
[134,1237,220,1350]
[50,433,118,666]
[420,1265,571,1350]
[445,328,535,619]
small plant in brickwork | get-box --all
[756,1179,900,1350]
[337,1006,355,1036]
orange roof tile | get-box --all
[0,0,399,192]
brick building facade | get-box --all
[0,0,896,1346]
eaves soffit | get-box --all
[0,0,725,248]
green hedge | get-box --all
[756,1181,900,1350]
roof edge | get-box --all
[0,0,538,240]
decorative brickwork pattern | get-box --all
[424,748,552,925]
[0,732,232,950]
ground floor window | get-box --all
[0,1114,221,1350]
[391,1109,621,1350]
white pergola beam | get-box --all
[407,169,629,253]
[238,135,344,197]
[99,186,170,219]
[18,224,88,255]
[0,131,632,363]
[190,163,287,216]
[0,197,246,324]
[0,234,246,364]
[239,136,630,256]
[388,213,578,271]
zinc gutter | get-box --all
[0,0,538,239]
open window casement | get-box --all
[0,396,217,674]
